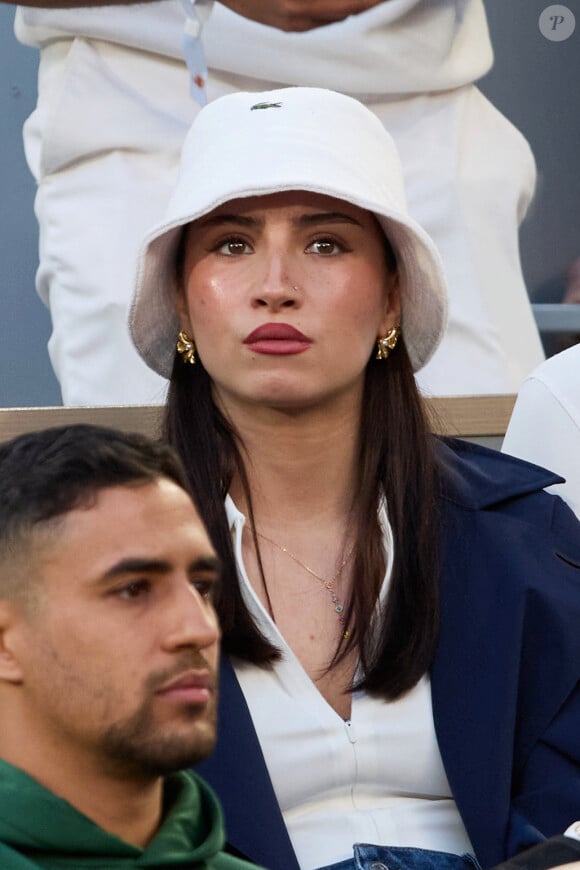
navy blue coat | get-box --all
[197,439,580,869]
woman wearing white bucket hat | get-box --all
[130,88,580,870]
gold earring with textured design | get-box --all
[176,330,196,365]
[375,326,401,360]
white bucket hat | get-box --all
[130,86,448,378]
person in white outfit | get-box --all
[12,0,544,404]
[502,342,580,519]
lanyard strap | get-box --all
[181,0,213,105]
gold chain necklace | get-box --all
[254,529,354,639]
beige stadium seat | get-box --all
[0,397,516,448]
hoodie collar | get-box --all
[0,760,225,867]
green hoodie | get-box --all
[0,759,260,870]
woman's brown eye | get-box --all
[227,241,247,254]
[217,238,250,255]
[309,239,340,255]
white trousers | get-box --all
[24,38,544,404]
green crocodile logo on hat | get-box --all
[250,102,282,111]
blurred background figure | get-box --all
[565,258,580,309]
[4,0,544,405]
[554,257,580,354]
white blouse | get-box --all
[226,496,473,870]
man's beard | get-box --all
[99,653,218,779]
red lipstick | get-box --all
[243,323,311,355]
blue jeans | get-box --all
[316,844,482,870]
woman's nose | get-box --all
[251,252,302,310]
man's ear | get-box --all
[0,603,25,684]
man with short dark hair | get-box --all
[0,424,259,869]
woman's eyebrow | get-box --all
[295,212,363,227]
[197,214,262,229]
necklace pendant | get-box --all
[253,526,354,637]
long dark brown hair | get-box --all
[164,333,440,700]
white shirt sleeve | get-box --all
[502,345,580,520]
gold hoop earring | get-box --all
[375,326,401,360]
[176,330,196,365]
